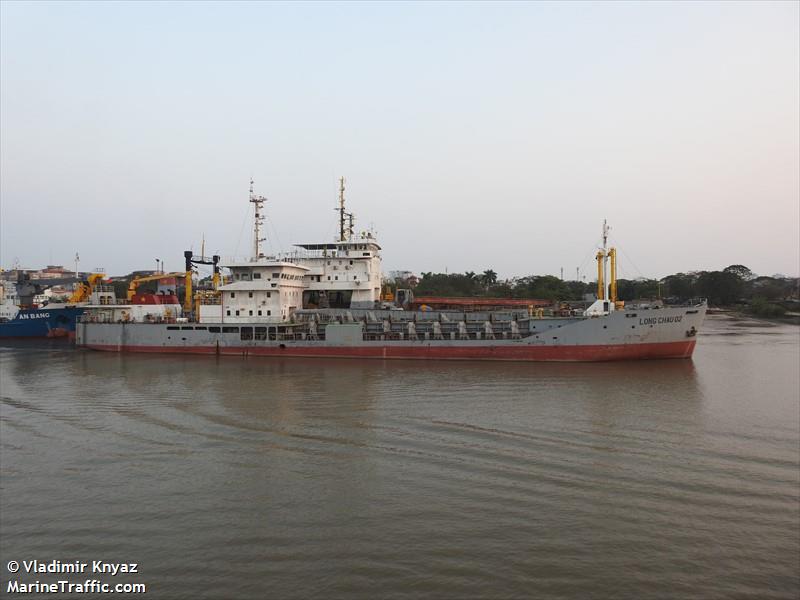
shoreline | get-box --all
[708,307,800,326]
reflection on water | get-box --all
[1,315,798,599]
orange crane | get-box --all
[126,272,185,302]
[67,273,105,304]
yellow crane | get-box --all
[67,273,105,304]
[126,272,186,301]
[380,282,395,303]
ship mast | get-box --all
[249,179,267,258]
[338,176,347,242]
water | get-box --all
[1,314,798,599]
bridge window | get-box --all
[253,273,261,279]
[230,292,235,299]
[222,327,238,334]
[248,292,253,298]
[240,327,253,340]
[208,326,220,333]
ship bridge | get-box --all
[292,238,381,256]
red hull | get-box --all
[45,328,69,339]
[81,340,696,362]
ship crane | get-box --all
[127,272,186,302]
[67,273,106,304]
[585,220,620,316]
[183,251,221,314]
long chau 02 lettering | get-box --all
[639,315,683,326]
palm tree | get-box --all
[482,269,497,288]
[465,271,476,280]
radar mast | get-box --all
[337,177,347,242]
[249,179,267,258]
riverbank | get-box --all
[708,306,800,326]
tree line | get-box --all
[401,265,799,309]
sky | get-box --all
[1,1,798,281]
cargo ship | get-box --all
[0,271,183,339]
[0,272,110,338]
[76,180,706,361]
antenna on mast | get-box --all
[249,179,267,258]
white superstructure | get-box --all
[197,178,383,324]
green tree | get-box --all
[696,271,743,305]
[750,276,790,301]
[662,273,697,300]
[723,264,754,281]
[747,297,787,318]
[616,278,660,301]
[481,269,498,289]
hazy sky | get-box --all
[1,1,798,281]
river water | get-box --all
[1,314,798,599]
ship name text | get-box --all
[639,315,683,326]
